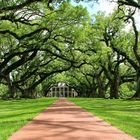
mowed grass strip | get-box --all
[69,98,140,139]
[0,98,57,140]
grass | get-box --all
[69,98,140,139]
[0,98,57,140]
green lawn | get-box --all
[0,98,57,140]
[69,98,140,139]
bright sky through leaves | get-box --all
[72,0,140,30]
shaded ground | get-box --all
[8,98,137,140]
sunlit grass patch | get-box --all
[0,98,57,140]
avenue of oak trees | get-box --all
[0,0,140,99]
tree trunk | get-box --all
[97,76,105,98]
[8,83,17,98]
[44,87,51,97]
[132,70,140,98]
[109,75,120,99]
[6,75,17,98]
[110,81,114,99]
[98,87,105,98]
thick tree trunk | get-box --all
[8,83,17,98]
[110,81,114,99]
[109,75,120,99]
[98,87,105,98]
[132,71,140,98]
[6,75,17,98]
[97,77,105,98]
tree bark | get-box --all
[132,70,140,98]
[97,76,105,98]
[6,75,17,98]
[109,75,120,99]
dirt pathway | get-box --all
[9,98,137,140]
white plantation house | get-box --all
[47,82,78,97]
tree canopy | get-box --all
[0,0,140,99]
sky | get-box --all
[79,0,117,15]
[72,0,117,15]
[72,0,140,30]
